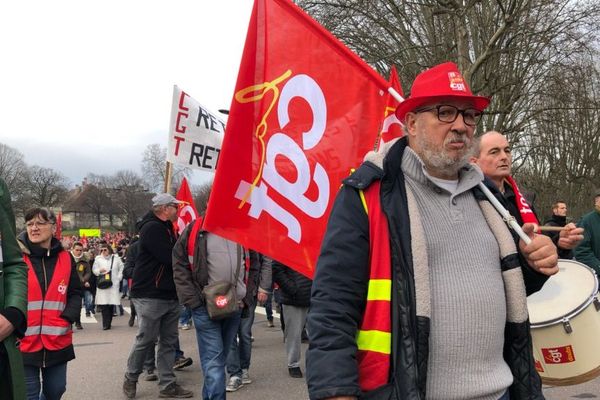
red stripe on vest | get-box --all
[357,181,392,392]
[21,250,72,353]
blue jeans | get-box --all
[24,363,67,400]
[83,290,94,314]
[227,302,256,376]
[179,305,192,326]
[192,306,241,400]
[498,390,510,400]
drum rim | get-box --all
[530,260,599,328]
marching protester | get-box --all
[173,217,245,400]
[93,244,124,330]
[272,260,311,379]
[225,250,272,392]
[574,193,600,274]
[123,193,193,399]
[0,178,28,400]
[472,131,583,261]
[71,241,92,328]
[306,62,559,400]
[543,200,577,258]
[18,207,82,400]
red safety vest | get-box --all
[356,181,392,391]
[20,251,73,353]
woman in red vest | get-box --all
[17,207,82,400]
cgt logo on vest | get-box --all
[215,295,229,308]
[57,279,67,295]
[234,72,331,243]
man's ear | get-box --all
[404,113,417,137]
[469,155,478,164]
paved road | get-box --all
[64,303,599,399]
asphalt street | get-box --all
[63,302,600,399]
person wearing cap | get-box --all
[471,131,583,260]
[306,62,558,400]
[123,193,193,399]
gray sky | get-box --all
[0,0,253,187]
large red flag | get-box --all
[174,177,200,234]
[203,0,390,278]
[375,66,405,151]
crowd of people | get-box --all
[2,61,600,400]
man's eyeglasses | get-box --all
[25,221,52,229]
[415,105,482,126]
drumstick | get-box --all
[537,226,566,232]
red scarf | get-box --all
[504,176,539,227]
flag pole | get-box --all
[388,87,403,103]
[164,161,173,194]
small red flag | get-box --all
[174,177,201,235]
[203,0,390,278]
[375,66,405,150]
[55,211,62,240]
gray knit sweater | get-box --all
[401,148,513,400]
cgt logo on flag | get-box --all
[203,0,390,278]
[234,70,330,243]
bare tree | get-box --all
[193,181,213,215]
[141,143,191,193]
[110,170,153,233]
[296,0,600,217]
[21,166,69,208]
[0,143,29,211]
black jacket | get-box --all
[272,260,312,307]
[543,214,573,259]
[123,237,139,280]
[306,138,546,400]
[17,233,82,368]
[130,211,178,300]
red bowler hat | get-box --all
[395,62,490,123]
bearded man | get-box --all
[306,62,558,400]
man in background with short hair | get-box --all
[71,241,92,329]
[543,201,576,259]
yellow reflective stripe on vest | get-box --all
[366,279,391,301]
[356,329,391,354]
[359,189,368,215]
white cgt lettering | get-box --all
[235,74,330,243]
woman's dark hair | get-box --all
[24,207,56,224]
[100,245,114,255]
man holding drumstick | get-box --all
[472,131,583,259]
[307,62,558,400]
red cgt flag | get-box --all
[203,0,390,278]
[375,65,405,151]
[174,177,201,235]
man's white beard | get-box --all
[416,131,472,178]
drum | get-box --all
[527,259,600,386]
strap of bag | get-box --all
[232,245,242,288]
[109,255,114,272]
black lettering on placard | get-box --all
[196,107,211,130]
[189,143,220,170]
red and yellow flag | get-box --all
[203,0,390,278]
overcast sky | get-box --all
[0,0,253,187]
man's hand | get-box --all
[84,282,90,288]
[557,223,584,250]
[257,292,268,306]
[519,223,559,276]
[0,314,15,342]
